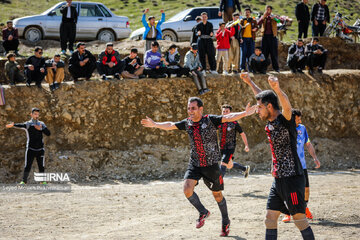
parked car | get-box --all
[13,1,131,43]
[130,7,222,42]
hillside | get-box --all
[1,0,360,42]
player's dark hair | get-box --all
[35,46,43,52]
[255,46,262,51]
[6,53,15,60]
[266,5,273,10]
[195,16,202,21]
[219,22,225,26]
[255,90,280,110]
[245,8,252,12]
[76,42,86,48]
[188,97,203,108]
[168,44,177,50]
[131,48,138,54]
[54,53,61,58]
[312,37,319,42]
[31,107,40,113]
[151,41,159,47]
[292,109,302,117]
[221,104,232,111]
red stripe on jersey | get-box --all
[219,175,223,185]
[265,126,278,178]
[193,123,207,167]
[220,123,228,150]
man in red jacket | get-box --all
[216,22,231,75]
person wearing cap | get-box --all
[122,48,145,79]
[143,41,167,78]
[4,53,23,86]
[190,16,202,44]
[219,0,242,23]
[227,12,242,74]
[69,42,96,81]
[96,43,124,80]
[311,0,330,37]
[164,44,189,78]
[60,0,78,54]
[184,43,210,95]
[216,22,231,75]
[6,107,51,185]
[240,8,258,72]
[2,20,19,55]
[45,54,65,91]
[287,39,307,74]
[142,8,165,52]
[24,46,47,88]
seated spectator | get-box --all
[4,53,23,86]
[25,46,46,88]
[305,37,327,74]
[163,44,189,78]
[2,20,19,55]
[216,22,231,75]
[287,39,306,74]
[96,43,124,80]
[69,42,96,81]
[249,47,268,74]
[143,41,166,78]
[45,54,65,91]
[184,43,210,95]
[122,48,145,79]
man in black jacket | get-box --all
[24,46,46,88]
[96,43,124,80]
[287,39,307,73]
[190,16,202,44]
[311,0,330,36]
[305,38,327,74]
[69,42,96,81]
[164,44,189,77]
[219,0,241,23]
[122,48,145,79]
[295,0,310,39]
[6,108,51,184]
[60,0,78,54]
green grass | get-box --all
[1,0,360,43]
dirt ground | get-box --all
[0,170,359,240]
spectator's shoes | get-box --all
[26,82,31,87]
[232,70,238,75]
[202,88,211,94]
[260,71,267,74]
[196,211,210,229]
[10,82,15,86]
[69,50,74,55]
[114,73,120,80]
[139,75,146,79]
[282,214,291,223]
[308,69,314,75]
[274,69,280,73]
[159,74,167,78]
[36,84,42,89]
[199,89,204,95]
[220,221,230,237]
[244,165,251,178]
[19,181,26,185]
[50,84,55,91]
[297,68,304,74]
[223,71,229,75]
[210,70,218,74]
[318,67,323,74]
[102,75,108,80]
[290,68,297,74]
[55,83,60,90]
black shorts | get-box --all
[221,149,235,164]
[184,163,224,191]
[267,174,306,215]
[304,169,309,188]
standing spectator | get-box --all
[311,0,330,37]
[219,0,242,23]
[249,47,268,74]
[45,54,65,91]
[143,41,167,79]
[25,46,46,88]
[184,43,210,95]
[164,44,189,78]
[257,5,282,72]
[240,8,258,72]
[196,12,217,74]
[216,22,231,75]
[122,49,145,79]
[228,12,242,74]
[287,39,306,73]
[4,53,23,86]
[69,42,96,81]
[142,8,165,52]
[305,37,327,74]
[97,43,124,80]
[190,16,202,44]
[296,0,310,39]
[59,0,78,55]
[2,20,19,55]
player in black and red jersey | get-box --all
[218,104,251,178]
[141,97,256,237]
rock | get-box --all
[62,111,72,121]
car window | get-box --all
[209,8,221,19]
[98,4,112,17]
[188,9,207,21]
[52,3,78,16]
[168,9,191,21]
[80,4,104,17]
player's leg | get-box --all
[35,150,45,173]
[220,151,232,177]
[293,213,314,240]
[22,149,35,184]
[303,169,313,219]
[231,155,250,178]
[265,210,281,240]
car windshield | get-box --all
[41,2,63,15]
[168,9,192,21]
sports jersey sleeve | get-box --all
[175,119,187,130]
[235,122,243,134]
[304,126,310,143]
[209,115,223,128]
[13,123,27,129]
[40,122,51,136]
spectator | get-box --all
[240,8,258,72]
[143,41,167,79]
[257,5,282,72]
[4,53,23,86]
[216,22,231,75]
[142,8,165,52]
[305,37,327,74]
[190,16,202,44]
[287,39,306,74]
[196,12,217,75]
[311,0,330,37]
[219,0,242,23]
[2,20,19,55]
[122,48,145,79]
[24,46,46,88]
[45,54,65,91]
[227,12,242,74]
[97,43,124,80]
[69,42,96,81]
[60,0,78,54]
[184,43,210,95]
[163,44,189,78]
[249,47,268,74]
[296,0,310,39]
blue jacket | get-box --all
[142,13,165,40]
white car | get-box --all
[13,1,131,42]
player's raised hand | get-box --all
[314,159,321,169]
[6,122,14,128]
[240,72,252,85]
[34,124,42,131]
[141,116,156,128]
[268,75,280,92]
[245,103,256,116]
[144,8,149,13]
[160,9,164,13]
[244,146,250,152]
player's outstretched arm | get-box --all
[222,103,257,123]
[141,116,178,131]
[305,142,321,168]
[240,72,262,96]
[5,122,14,128]
[267,75,292,120]
[6,122,26,129]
